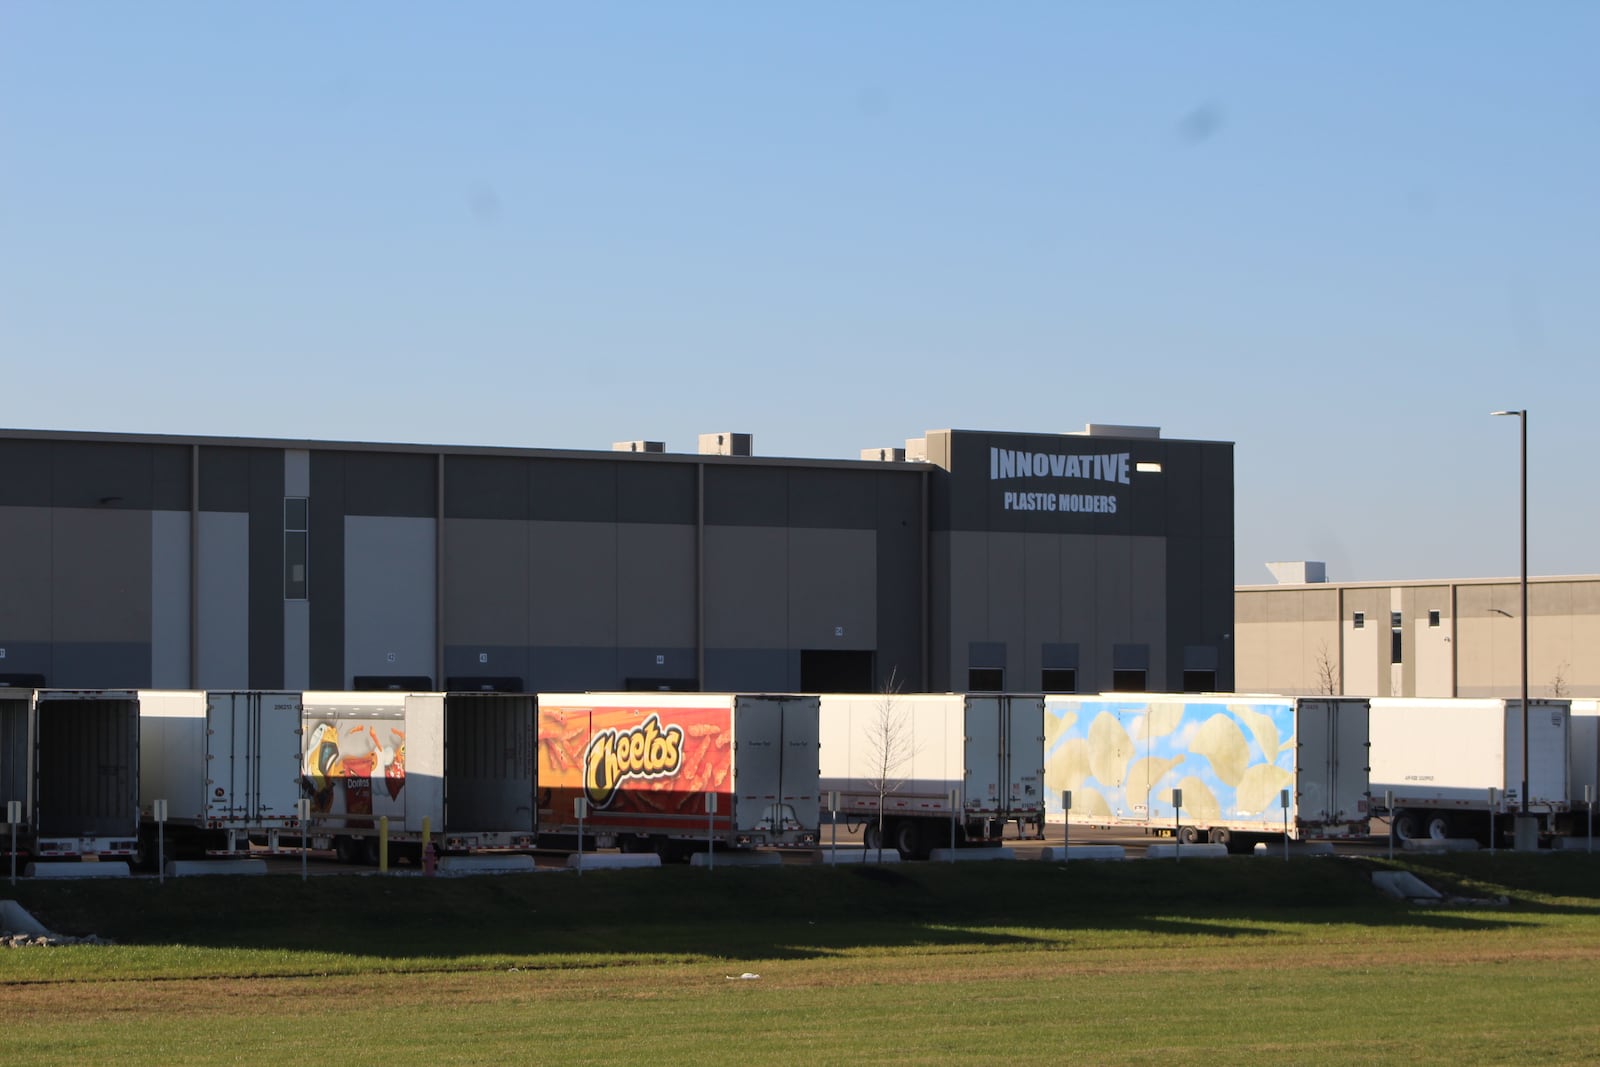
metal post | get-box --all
[1172,788,1183,863]
[948,789,958,862]
[1489,787,1497,855]
[1493,408,1533,849]
[154,799,167,886]
[9,800,21,886]
[828,791,838,867]
[1062,790,1072,863]
[574,796,587,876]
[297,798,309,882]
[705,791,716,871]
[1281,788,1290,862]
[1385,790,1394,862]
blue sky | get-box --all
[3,3,1595,583]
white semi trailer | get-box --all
[301,690,538,862]
[1369,697,1570,843]
[136,690,303,862]
[818,693,1045,860]
[1043,693,1370,852]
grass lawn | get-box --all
[5,853,1600,1065]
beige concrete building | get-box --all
[1236,567,1600,698]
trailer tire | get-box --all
[334,836,363,865]
[1207,827,1230,848]
[1177,825,1202,845]
[892,820,922,860]
[1425,812,1453,840]
[863,823,884,852]
[1391,810,1422,842]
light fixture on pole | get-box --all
[1491,409,1530,838]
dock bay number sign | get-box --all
[990,447,1130,514]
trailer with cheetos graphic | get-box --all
[536,693,820,861]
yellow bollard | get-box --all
[379,816,389,873]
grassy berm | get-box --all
[6,853,1600,1065]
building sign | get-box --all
[989,446,1130,513]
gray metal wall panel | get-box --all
[53,508,150,643]
[528,521,617,645]
[1022,533,1064,687]
[443,518,530,645]
[528,459,618,523]
[284,450,310,497]
[284,600,310,689]
[48,643,151,688]
[309,454,345,688]
[150,510,191,687]
[787,469,878,531]
[874,472,924,691]
[618,647,697,685]
[343,452,436,518]
[1163,532,1230,691]
[704,526,787,649]
[445,455,529,520]
[0,507,51,641]
[616,523,696,648]
[197,511,250,688]
[704,648,793,692]
[528,646,619,691]
[46,441,187,511]
[0,440,52,506]
[0,641,49,681]
[344,516,437,686]
[199,448,253,511]
[248,449,285,689]
[705,466,786,527]
[617,462,696,525]
[786,528,876,650]
[444,644,530,687]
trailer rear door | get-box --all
[1004,696,1045,818]
[0,690,30,825]
[733,697,783,832]
[963,695,1004,814]
[34,691,139,839]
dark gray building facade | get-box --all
[0,425,1233,694]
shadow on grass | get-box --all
[10,853,1599,964]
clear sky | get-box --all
[3,4,1595,585]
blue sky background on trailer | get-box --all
[2,4,1596,583]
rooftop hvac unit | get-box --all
[904,437,928,462]
[612,440,666,453]
[698,432,752,457]
[860,447,906,462]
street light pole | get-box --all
[1492,409,1530,841]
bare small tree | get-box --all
[866,670,915,861]
[1313,640,1341,696]
[1549,662,1571,699]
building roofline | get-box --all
[1237,574,1600,591]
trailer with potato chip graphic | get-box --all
[537,693,819,860]
[1044,694,1369,852]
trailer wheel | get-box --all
[333,836,363,865]
[863,823,884,852]
[1177,825,1201,845]
[1207,827,1230,848]
[1425,812,1453,840]
[892,820,922,860]
[1390,810,1422,842]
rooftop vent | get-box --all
[1266,561,1327,585]
[612,440,665,453]
[860,447,906,462]
[698,432,752,457]
[1068,423,1162,439]
[904,437,928,462]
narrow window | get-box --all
[285,497,308,600]
[1428,610,1441,627]
[1353,611,1365,629]
[968,667,1004,692]
[1041,668,1076,693]
[1391,613,1403,664]
[1111,669,1146,692]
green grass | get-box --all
[6,854,1600,1064]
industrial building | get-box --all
[1236,564,1600,698]
[0,423,1234,695]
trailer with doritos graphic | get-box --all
[536,693,820,861]
[300,690,537,863]
[1043,694,1370,853]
